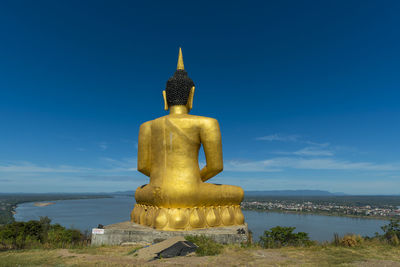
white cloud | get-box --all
[99,142,108,151]
[263,136,337,157]
[211,175,400,195]
[79,175,134,181]
[225,157,400,172]
[304,141,330,147]
[0,161,93,173]
[0,158,137,174]
[256,134,300,142]
[256,134,336,153]
[276,146,334,156]
[225,160,283,172]
[293,147,333,156]
[99,157,137,172]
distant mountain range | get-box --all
[112,190,347,197]
[244,190,347,196]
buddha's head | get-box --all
[163,48,195,111]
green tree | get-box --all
[381,219,400,245]
[0,218,84,250]
[259,226,313,248]
[47,224,82,246]
[23,220,43,242]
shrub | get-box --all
[185,235,224,256]
[332,233,364,247]
[23,220,43,242]
[389,234,400,246]
[340,235,360,247]
[381,219,400,245]
[259,226,313,248]
[47,226,83,247]
[0,217,87,250]
[333,232,340,246]
[0,221,33,249]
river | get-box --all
[14,196,388,242]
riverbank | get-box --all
[1,242,400,266]
[242,207,397,221]
[0,194,113,225]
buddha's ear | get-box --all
[162,90,168,111]
[187,86,195,110]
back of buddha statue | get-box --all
[150,114,204,187]
[133,49,244,229]
[137,48,223,193]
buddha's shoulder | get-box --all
[139,120,153,129]
[191,115,219,124]
[180,115,220,127]
[150,115,219,126]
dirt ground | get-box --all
[1,244,400,266]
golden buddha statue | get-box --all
[131,48,245,231]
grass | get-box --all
[126,246,142,256]
[0,249,65,267]
[0,240,399,266]
[185,235,224,256]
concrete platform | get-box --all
[91,221,249,246]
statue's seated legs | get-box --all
[131,183,245,230]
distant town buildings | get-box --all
[242,200,400,218]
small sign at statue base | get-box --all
[92,228,104,235]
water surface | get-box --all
[15,196,388,242]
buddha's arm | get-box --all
[200,118,223,182]
[137,121,151,177]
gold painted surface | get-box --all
[132,49,245,230]
[130,204,245,231]
[177,47,184,70]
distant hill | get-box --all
[113,190,135,196]
[244,190,347,196]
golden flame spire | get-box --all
[177,47,184,70]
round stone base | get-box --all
[91,221,249,246]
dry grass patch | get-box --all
[0,249,64,267]
[0,242,399,267]
[70,244,141,256]
[274,243,400,266]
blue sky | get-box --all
[0,0,399,194]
